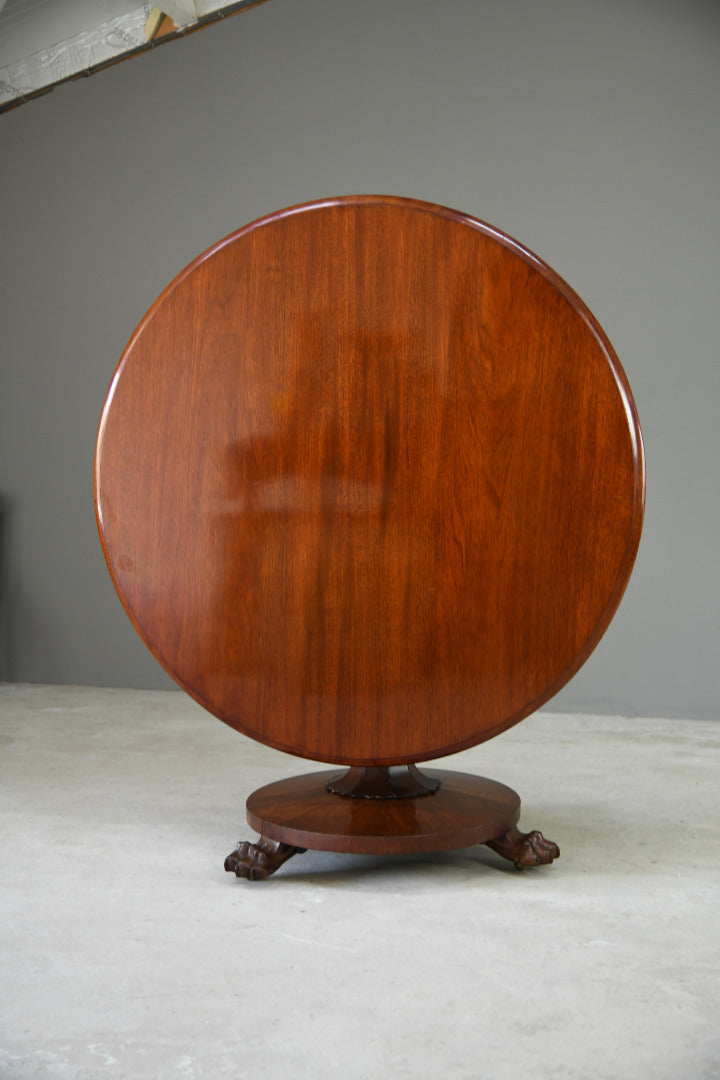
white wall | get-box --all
[0,0,718,718]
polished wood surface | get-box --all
[96,195,644,766]
[244,770,521,855]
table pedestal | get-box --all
[225,768,560,879]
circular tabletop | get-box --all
[95,196,644,765]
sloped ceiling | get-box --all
[0,1,143,67]
[0,0,265,112]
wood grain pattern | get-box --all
[245,770,521,855]
[95,195,644,765]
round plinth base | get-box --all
[246,769,521,856]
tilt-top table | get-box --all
[95,196,644,879]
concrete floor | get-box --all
[0,684,718,1079]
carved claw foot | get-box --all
[485,826,560,870]
[224,836,306,880]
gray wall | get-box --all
[1,0,718,719]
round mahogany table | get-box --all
[96,196,644,878]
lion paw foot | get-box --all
[224,836,306,880]
[485,826,560,870]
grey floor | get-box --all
[1,684,718,1080]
